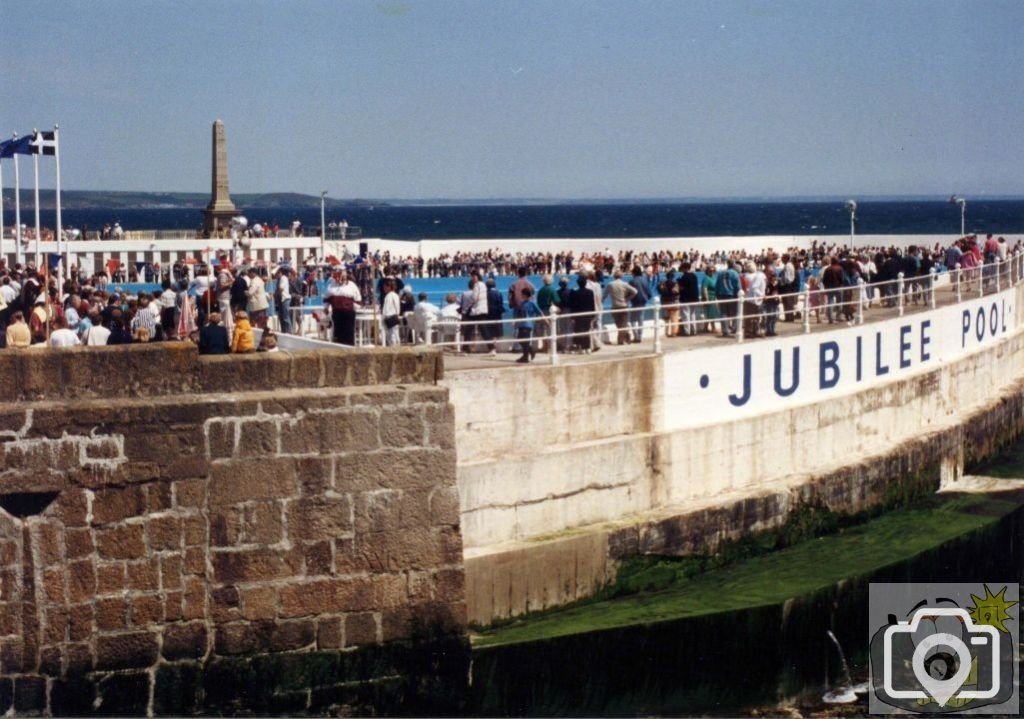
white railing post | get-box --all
[737,290,745,343]
[803,287,811,334]
[549,311,558,365]
[424,314,434,346]
[652,296,662,354]
[857,277,865,325]
[955,263,962,303]
[996,258,1002,293]
[979,264,984,298]
[930,267,937,309]
[897,272,905,317]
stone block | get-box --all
[96,631,159,670]
[320,410,381,453]
[146,481,174,512]
[126,558,160,592]
[183,546,206,574]
[287,351,322,387]
[62,529,92,561]
[95,671,151,717]
[212,547,301,584]
[96,562,126,594]
[344,448,453,493]
[270,620,315,652]
[428,486,461,527]
[208,458,299,507]
[50,677,96,718]
[160,554,183,591]
[173,479,206,508]
[68,604,94,642]
[54,489,89,527]
[153,663,202,717]
[210,509,241,546]
[243,501,283,545]
[163,591,184,622]
[424,404,456,449]
[240,586,277,621]
[36,521,62,566]
[163,455,210,480]
[303,541,333,576]
[96,597,129,631]
[67,559,96,603]
[96,523,145,560]
[345,612,379,647]
[44,607,69,644]
[38,643,64,679]
[130,594,163,626]
[13,676,46,714]
[317,616,343,649]
[215,622,264,655]
[182,577,206,620]
[211,585,241,622]
[279,415,321,455]
[43,566,66,603]
[206,420,236,460]
[147,514,182,551]
[183,515,207,547]
[163,621,208,661]
[286,496,352,543]
[295,456,333,494]
[238,420,279,456]
[378,406,426,447]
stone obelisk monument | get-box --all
[202,119,239,234]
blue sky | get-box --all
[3,0,1022,199]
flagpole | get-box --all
[0,158,5,268]
[54,125,64,286]
[13,138,22,267]
[33,131,41,267]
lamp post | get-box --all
[320,190,327,260]
[845,199,857,249]
[950,195,966,236]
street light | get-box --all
[320,191,328,259]
[845,199,857,249]
[949,195,967,236]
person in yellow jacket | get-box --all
[231,310,255,353]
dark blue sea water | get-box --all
[5,200,1022,239]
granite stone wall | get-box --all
[0,345,467,716]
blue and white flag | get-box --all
[0,135,34,158]
[30,131,56,156]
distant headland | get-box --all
[0,190,384,211]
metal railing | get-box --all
[291,252,1024,359]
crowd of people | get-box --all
[0,255,321,353]
[372,234,1020,352]
[1,234,1018,356]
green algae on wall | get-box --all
[469,494,1023,716]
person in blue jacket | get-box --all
[514,286,543,363]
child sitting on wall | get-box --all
[231,310,255,353]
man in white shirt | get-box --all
[49,316,81,348]
[411,292,440,344]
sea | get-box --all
[5,199,1023,239]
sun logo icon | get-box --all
[967,584,1018,633]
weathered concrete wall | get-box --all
[0,345,466,716]
[455,284,1024,625]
